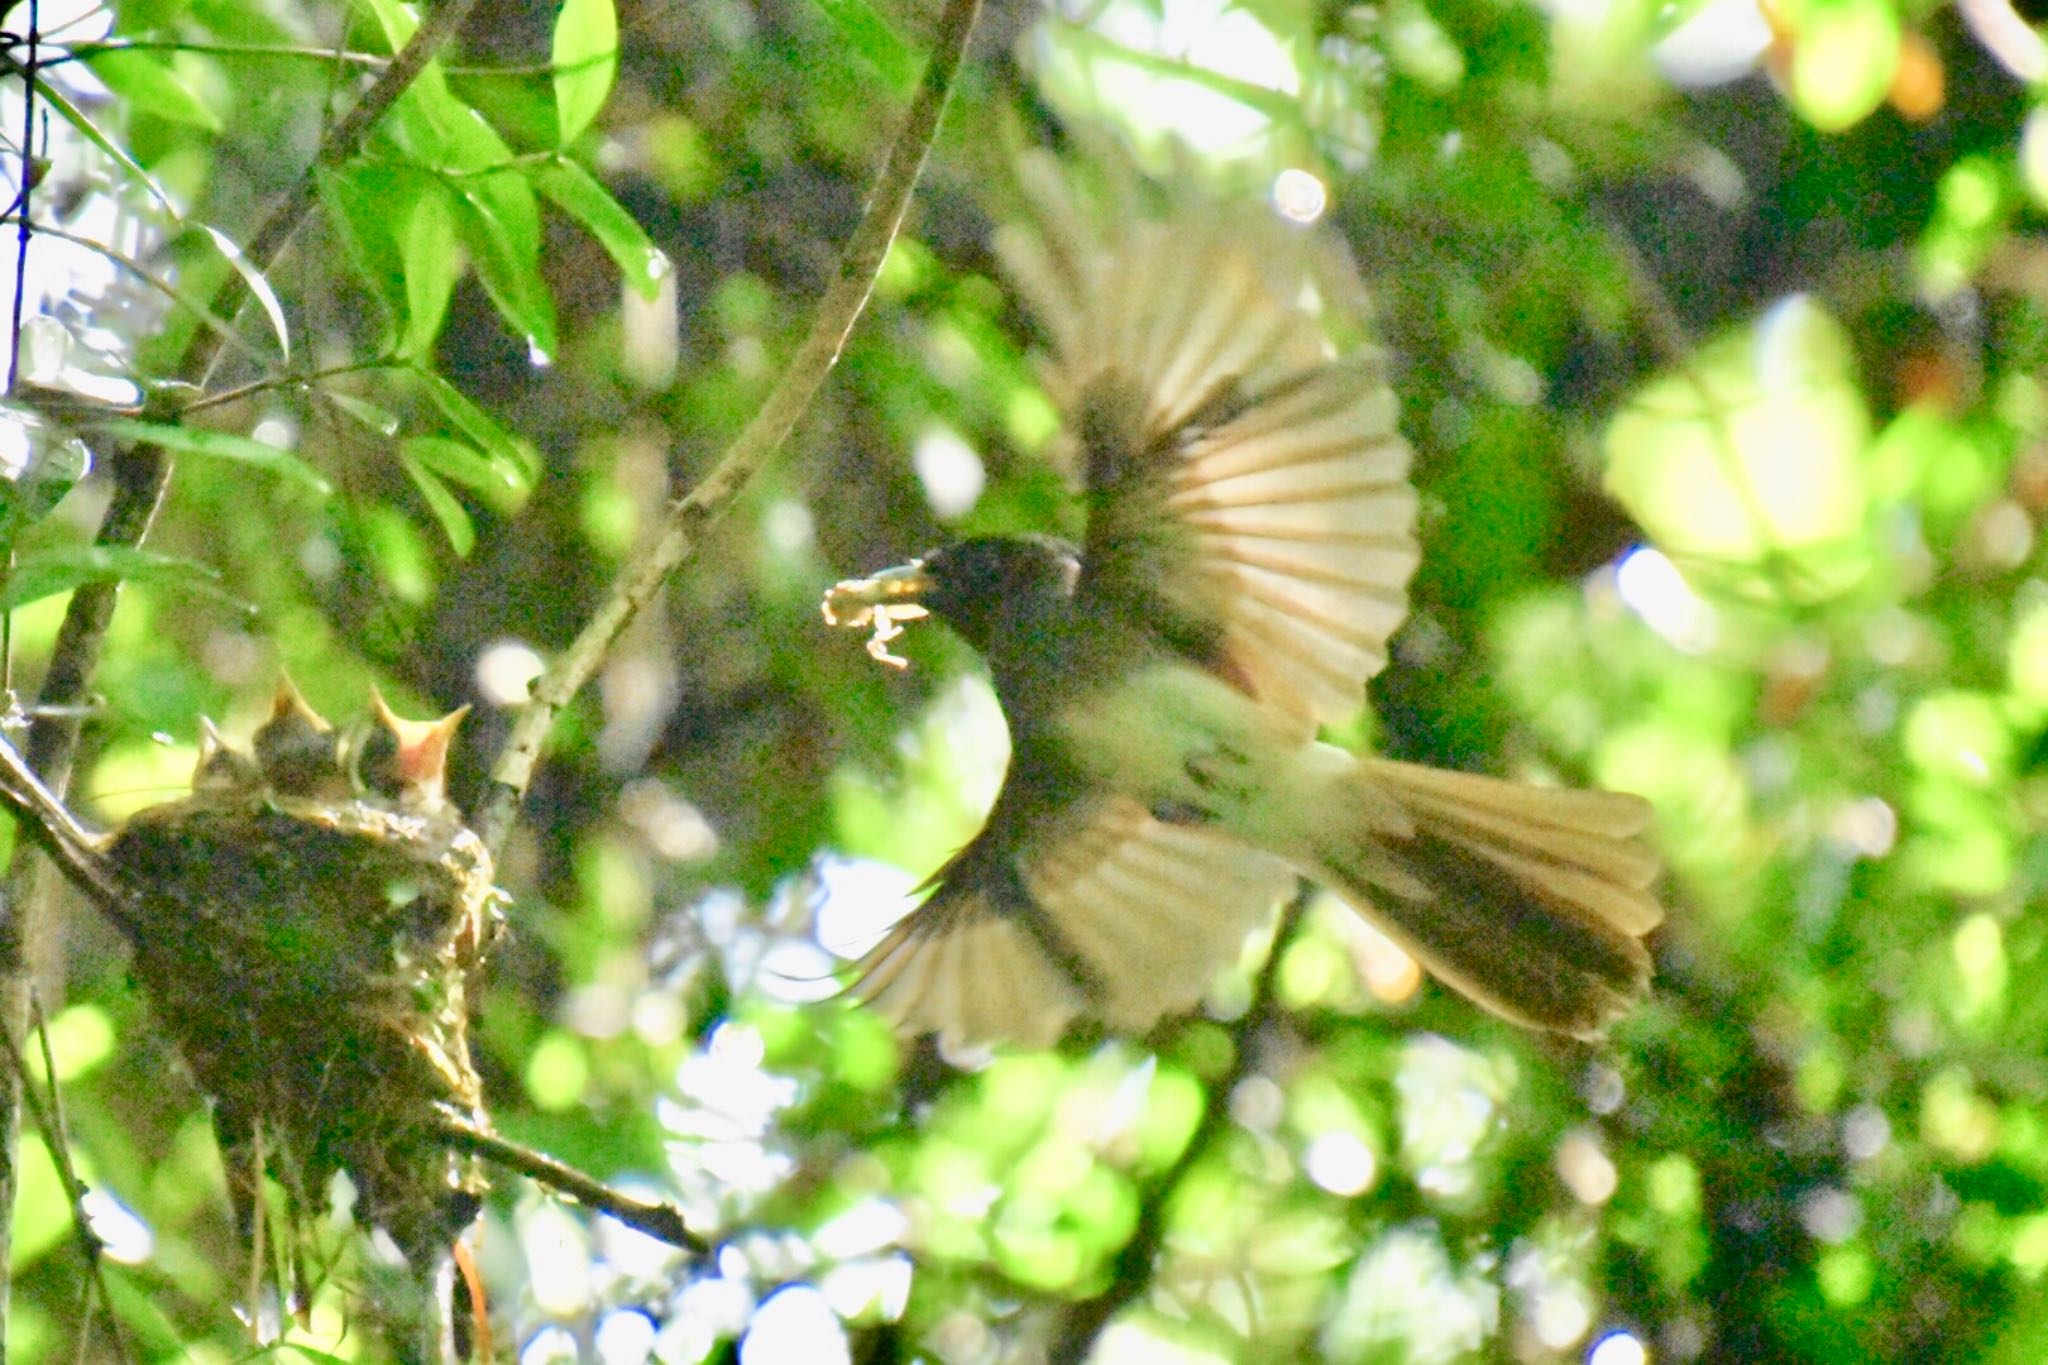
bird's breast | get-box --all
[1050,661,1302,820]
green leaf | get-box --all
[456,173,559,361]
[80,49,223,131]
[194,223,291,362]
[183,0,295,42]
[1602,296,1870,584]
[553,0,620,145]
[400,453,477,557]
[0,545,238,613]
[408,369,542,486]
[86,418,333,495]
[402,435,523,514]
[809,0,916,93]
[354,4,562,358]
[29,75,178,215]
[399,184,463,360]
[533,158,671,300]
[357,0,421,50]
[318,165,413,324]
[326,391,402,437]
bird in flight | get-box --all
[825,159,1662,1049]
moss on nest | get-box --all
[104,689,502,1290]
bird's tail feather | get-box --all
[1310,758,1662,1039]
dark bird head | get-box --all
[825,535,1081,667]
[192,717,262,794]
[916,536,1081,655]
[252,676,347,799]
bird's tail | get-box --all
[1302,757,1663,1038]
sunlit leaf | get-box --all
[85,417,332,494]
[326,391,402,437]
[8,1136,67,1271]
[809,0,916,93]
[1785,0,1900,132]
[533,158,672,301]
[456,174,559,361]
[408,369,542,486]
[400,451,477,557]
[1603,295,1870,582]
[553,0,620,145]
[1919,157,2011,300]
[29,76,178,214]
[81,48,223,130]
[399,183,462,360]
[0,544,238,612]
[357,0,421,50]
[402,434,524,514]
[318,164,418,322]
[194,223,291,362]
[350,0,561,355]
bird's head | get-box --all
[252,675,346,799]
[825,535,1081,665]
[349,687,468,812]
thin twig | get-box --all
[474,0,983,854]
[0,730,123,916]
[180,356,398,415]
[6,0,38,394]
[0,1001,137,1365]
[44,37,595,80]
[1047,889,1314,1365]
[0,1,482,1337]
[432,1112,706,1253]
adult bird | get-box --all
[825,159,1663,1049]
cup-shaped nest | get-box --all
[107,725,503,1278]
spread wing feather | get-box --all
[997,158,1420,732]
[850,794,1294,1049]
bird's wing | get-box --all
[997,159,1421,731]
[848,790,1295,1049]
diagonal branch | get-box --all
[434,1112,705,1253]
[0,0,482,1337]
[472,0,985,854]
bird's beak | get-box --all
[368,686,468,805]
[270,673,331,733]
[822,560,932,670]
[192,716,244,793]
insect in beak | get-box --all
[822,561,932,670]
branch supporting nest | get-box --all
[433,1113,705,1253]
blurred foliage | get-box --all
[10,0,2048,1360]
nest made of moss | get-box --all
[103,687,503,1289]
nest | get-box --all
[101,689,503,1292]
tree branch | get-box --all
[472,0,985,854]
[0,0,481,1336]
[433,1112,706,1253]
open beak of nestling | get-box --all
[365,686,469,808]
[822,560,932,670]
